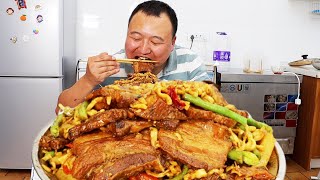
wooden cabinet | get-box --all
[293,75,320,170]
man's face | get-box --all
[125,11,176,73]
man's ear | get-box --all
[171,36,176,51]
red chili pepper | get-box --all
[167,86,185,110]
[65,143,73,148]
[129,173,158,180]
[63,165,72,174]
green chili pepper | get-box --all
[50,114,64,137]
[170,165,188,180]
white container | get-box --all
[213,32,231,72]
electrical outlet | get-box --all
[187,33,207,42]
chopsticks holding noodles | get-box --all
[116,58,157,64]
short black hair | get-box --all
[128,0,178,38]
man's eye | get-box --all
[131,36,141,41]
[151,41,162,45]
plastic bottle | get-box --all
[213,32,230,72]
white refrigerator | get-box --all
[0,0,63,168]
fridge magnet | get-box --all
[285,111,298,120]
[287,103,298,111]
[15,0,27,10]
[35,5,41,11]
[276,103,287,112]
[275,112,286,119]
[20,14,27,21]
[36,15,43,23]
[10,36,17,43]
[33,29,39,34]
[288,95,298,103]
[264,95,276,103]
[23,35,30,42]
[276,94,287,102]
[264,103,275,111]
[6,8,14,15]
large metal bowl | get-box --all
[32,123,286,180]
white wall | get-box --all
[75,0,320,70]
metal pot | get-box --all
[31,123,287,180]
[312,58,320,70]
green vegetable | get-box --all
[170,165,188,180]
[227,150,243,164]
[78,101,89,120]
[242,151,260,166]
[50,114,64,137]
[228,150,259,166]
[253,148,261,159]
[183,93,273,133]
[183,94,247,125]
[42,151,55,161]
[248,118,273,133]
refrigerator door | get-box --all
[0,0,62,76]
[220,82,299,138]
[0,77,62,169]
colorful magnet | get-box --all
[20,14,27,21]
[10,36,17,43]
[35,5,41,11]
[15,0,27,10]
[36,15,43,23]
[6,8,14,15]
[33,29,39,34]
[23,35,29,42]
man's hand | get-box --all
[84,52,120,86]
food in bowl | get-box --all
[35,79,280,180]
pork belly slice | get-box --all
[68,109,129,140]
[71,137,163,179]
[85,88,140,108]
[132,96,188,121]
[101,120,153,137]
[132,61,155,73]
[158,120,232,170]
[186,106,237,128]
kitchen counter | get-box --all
[284,65,320,78]
[284,65,320,170]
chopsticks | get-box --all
[116,58,157,64]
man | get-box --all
[56,0,209,113]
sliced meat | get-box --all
[71,137,163,179]
[102,120,153,137]
[68,109,128,140]
[227,166,275,180]
[186,106,237,128]
[39,134,69,151]
[132,62,155,73]
[158,120,232,170]
[72,132,113,155]
[91,153,162,180]
[132,97,188,121]
[85,88,140,108]
[154,119,180,130]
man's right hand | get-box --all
[84,52,120,86]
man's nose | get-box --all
[140,40,151,54]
